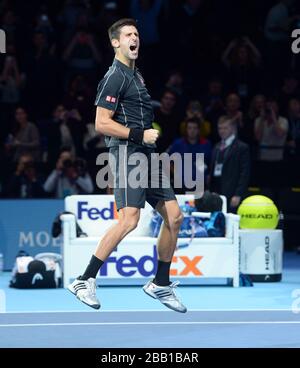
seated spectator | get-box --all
[43,149,93,198]
[254,98,289,161]
[179,100,211,139]
[5,107,40,162]
[208,117,250,212]
[6,153,45,198]
[168,118,212,193]
[286,98,300,158]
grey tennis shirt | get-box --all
[95,58,154,148]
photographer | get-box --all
[254,98,288,161]
[7,153,45,198]
[43,149,94,198]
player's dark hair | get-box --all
[108,18,138,42]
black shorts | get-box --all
[109,145,176,210]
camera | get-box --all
[62,158,87,177]
[62,159,73,170]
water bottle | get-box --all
[0,253,3,274]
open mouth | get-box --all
[130,45,137,52]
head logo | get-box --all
[31,273,43,284]
[77,201,118,220]
[241,214,273,219]
[100,246,203,277]
[0,29,6,53]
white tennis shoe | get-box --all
[143,280,187,313]
[68,277,100,310]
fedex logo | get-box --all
[77,201,118,220]
[100,246,203,277]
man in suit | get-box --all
[209,116,250,212]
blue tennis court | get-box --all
[1,310,300,348]
[0,253,300,348]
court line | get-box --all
[1,308,295,314]
[1,321,300,327]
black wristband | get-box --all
[128,128,144,145]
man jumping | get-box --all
[68,18,187,313]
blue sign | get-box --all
[0,200,64,270]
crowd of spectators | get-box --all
[0,0,300,205]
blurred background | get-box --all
[0,0,300,253]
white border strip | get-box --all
[0,321,300,328]
[0,308,295,314]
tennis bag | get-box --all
[150,206,208,238]
[204,212,225,237]
[10,251,62,289]
[150,209,225,238]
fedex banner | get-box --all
[64,236,236,285]
[98,242,234,280]
[63,194,239,286]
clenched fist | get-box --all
[143,129,159,144]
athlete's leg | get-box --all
[94,206,140,260]
[142,199,187,313]
[155,199,183,262]
[149,199,183,286]
[80,206,140,280]
[68,207,140,309]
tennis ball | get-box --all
[237,195,279,229]
[152,122,162,135]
